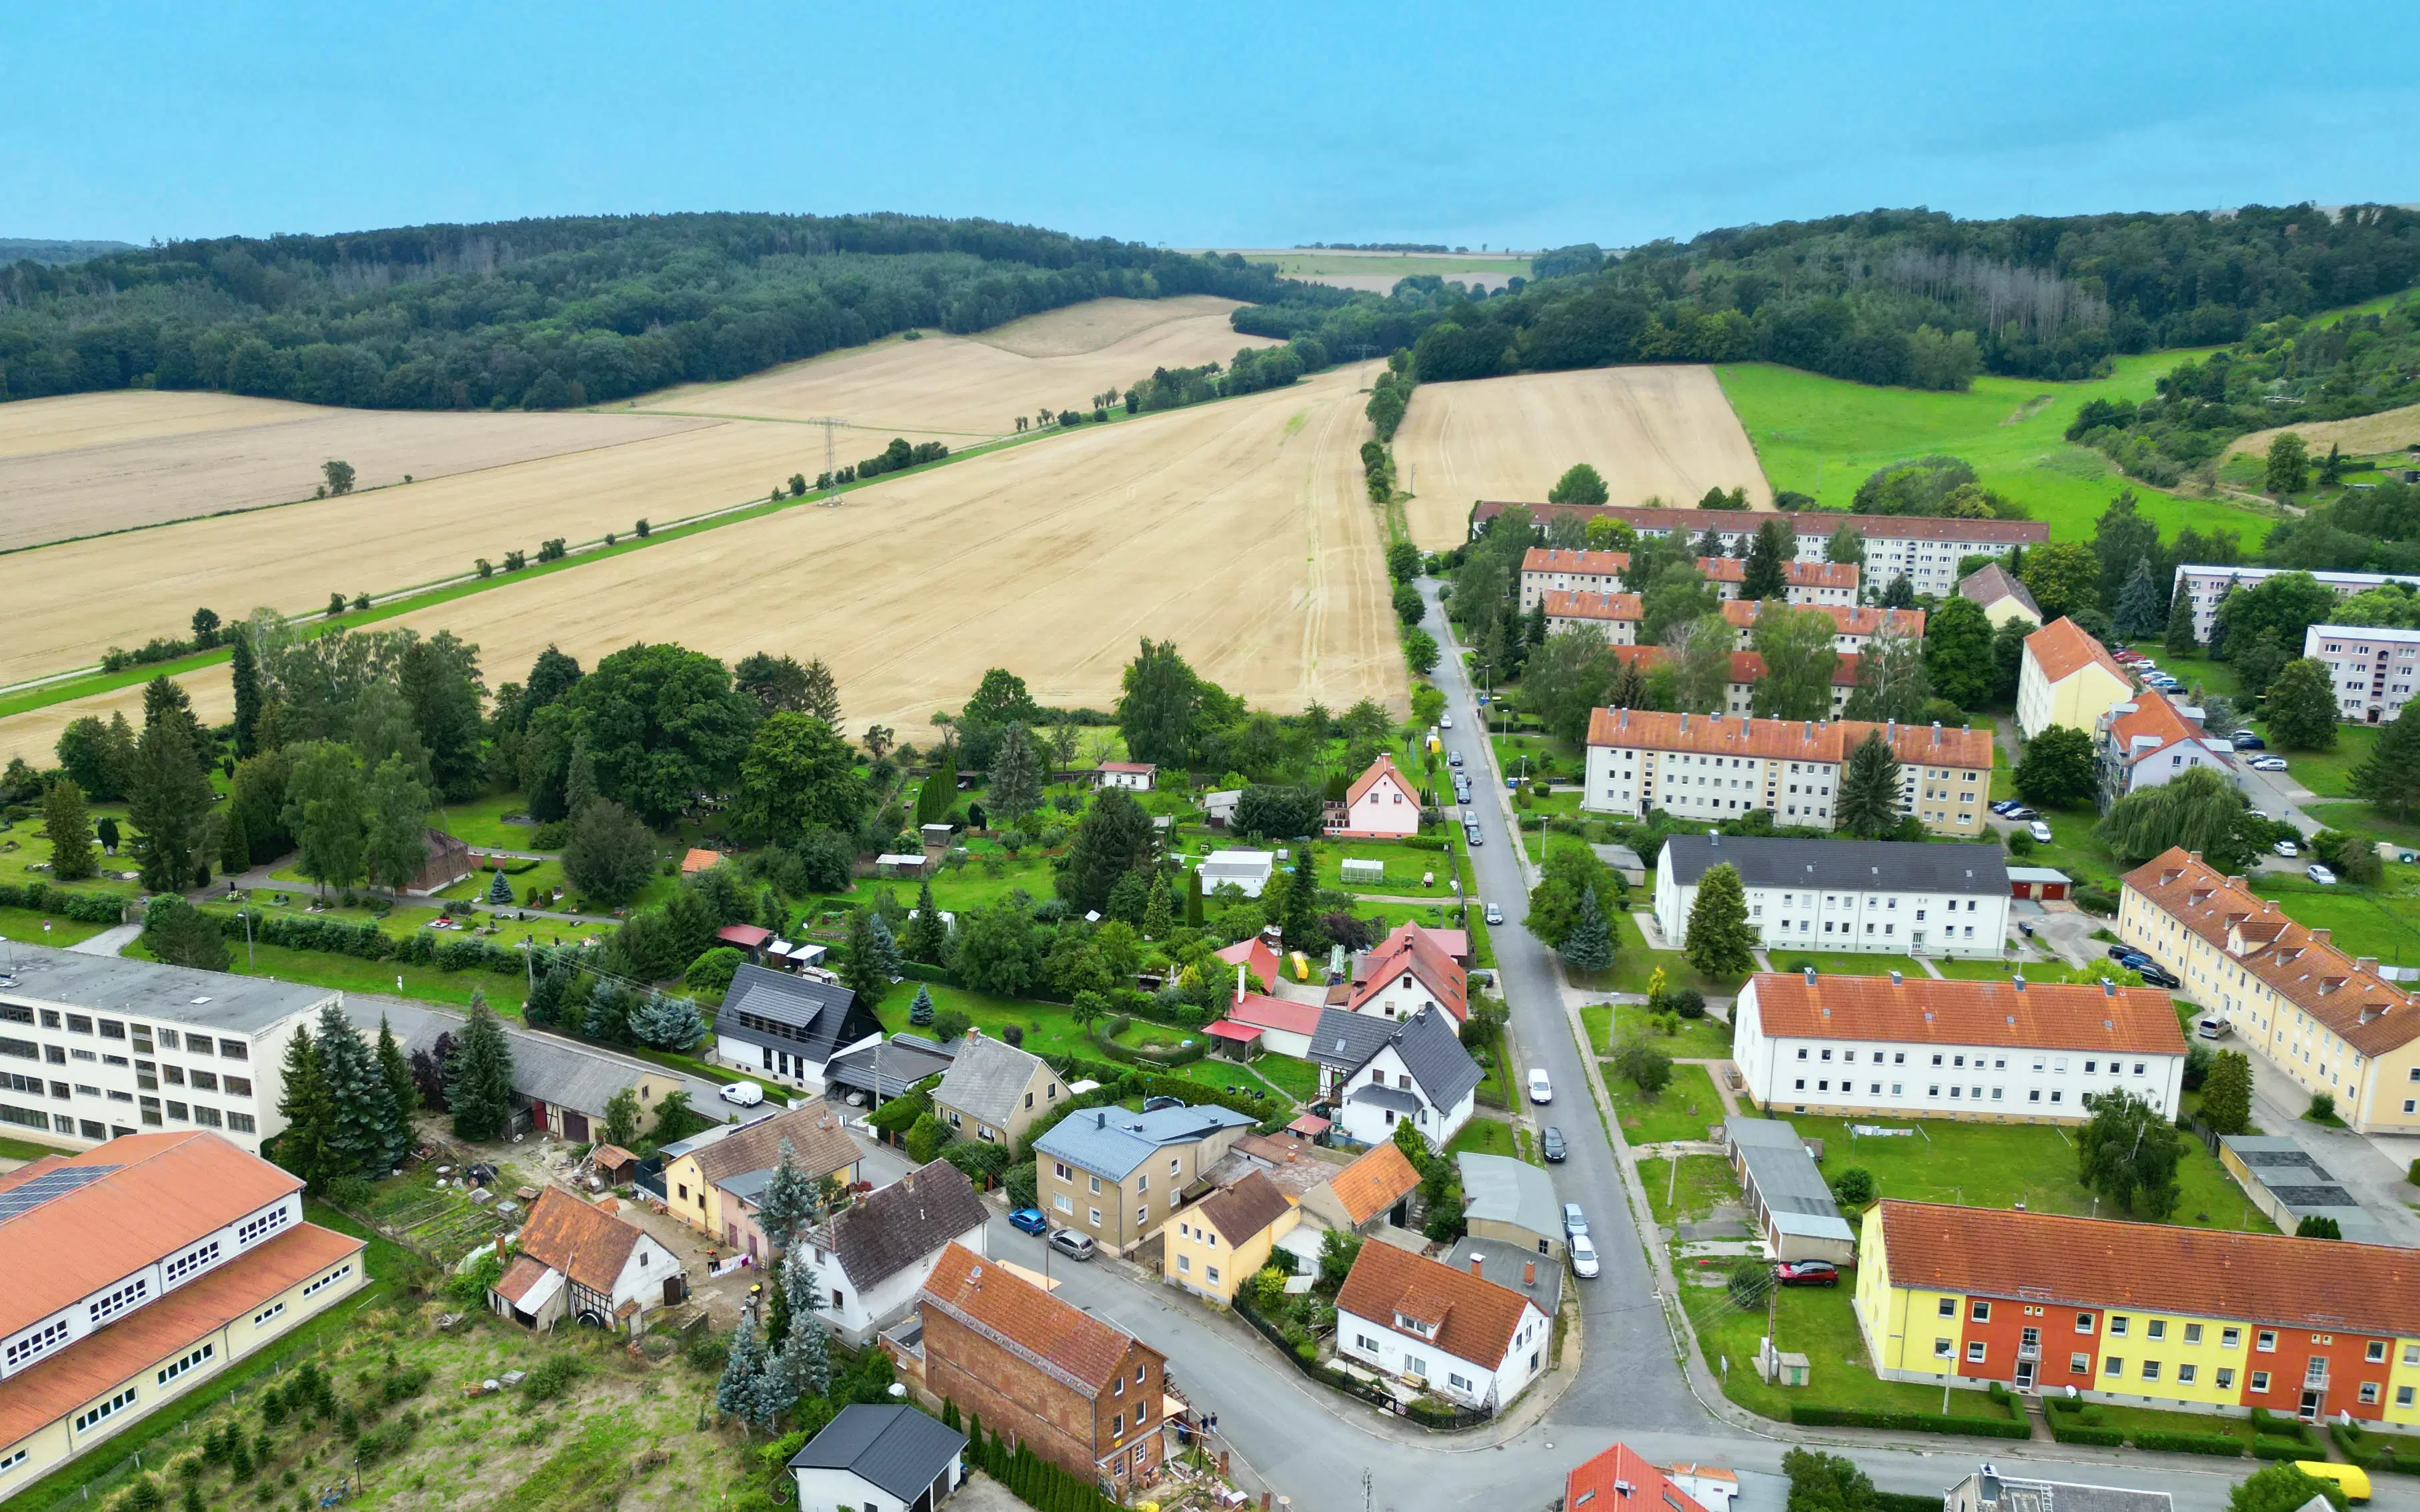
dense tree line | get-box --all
[1240,205,2420,391]
[0,213,1328,408]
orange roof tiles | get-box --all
[1748,971,2185,1055]
[0,1132,303,1339]
[2107,690,2217,767]
[1877,1199,2420,1338]
[492,1253,553,1306]
[1720,601,1925,638]
[1728,651,1861,687]
[1522,547,1628,575]
[1227,992,1322,1037]
[2024,617,2130,686]
[1472,503,2050,545]
[1322,1142,1422,1226]
[1348,921,1468,1021]
[1542,589,1642,623]
[682,848,722,875]
[1583,710,1994,769]
[0,1223,361,1449]
[1345,753,1418,808]
[1698,558,1859,589]
[1335,1239,1538,1367]
[922,1241,1152,1395]
[2123,848,2420,1057]
[1214,935,1281,992]
[1566,1444,1710,1512]
[514,1188,646,1295]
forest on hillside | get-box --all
[0,213,1331,409]
[1242,204,2420,391]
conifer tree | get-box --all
[776,1245,832,1398]
[1140,871,1174,939]
[563,743,601,820]
[1184,866,1205,928]
[2199,1050,2253,1135]
[755,1137,818,1253]
[2165,589,2199,654]
[988,723,1043,826]
[1281,843,1322,950]
[654,995,706,1051]
[313,1003,395,1179]
[1560,885,1614,972]
[908,983,936,1026]
[445,993,515,1141]
[1684,863,1758,979]
[129,703,214,892]
[1834,731,1905,838]
[902,878,948,963]
[275,1025,340,1190]
[715,1312,782,1431]
[2351,703,2420,819]
[375,1014,418,1169]
[2111,558,2165,639]
[43,778,97,882]
[139,894,229,971]
[230,627,264,759]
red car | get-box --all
[1774,1260,1840,1287]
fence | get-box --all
[1231,1297,1488,1431]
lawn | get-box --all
[893,980,1303,1106]
[1758,1113,2273,1233]
[1591,910,1744,998]
[0,905,110,947]
[1763,951,1925,979]
[1641,1152,1740,1227]
[226,939,529,1010]
[1605,1061,1727,1145]
[2308,801,2420,851]
[1583,1001,1734,1059]
[432,787,550,851]
[1447,1117,1521,1160]
[1314,839,1461,897]
[2249,721,2377,799]
[1715,356,2279,548]
[1931,956,2035,981]
[2248,873,2420,968]
[435,856,571,905]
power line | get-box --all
[805,417,847,505]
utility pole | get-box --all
[806,417,846,505]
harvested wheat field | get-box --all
[0,390,323,459]
[1393,366,1772,549]
[0,396,713,552]
[629,296,1276,438]
[0,665,237,769]
[2228,402,2420,461]
[373,361,1405,737]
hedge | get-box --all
[2130,1429,2245,1457]
[1787,1405,2029,1438]
[2048,1423,2126,1447]
[1878,1496,1946,1512]
[205,909,527,976]
[0,881,136,925]
[2332,1421,2420,1475]
[2253,1438,2319,1461]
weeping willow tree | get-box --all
[2093,767,2254,868]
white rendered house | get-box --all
[1334,1241,1550,1415]
[1654,834,2010,957]
[800,1160,989,1346]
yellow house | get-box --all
[1957,563,2041,630]
[2119,849,2420,1134]
[1162,1171,1298,1304]
[1858,1199,2420,1425]
[662,1102,862,1257]
[2015,617,2134,740]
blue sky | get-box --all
[7,2,2417,250]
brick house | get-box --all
[918,1243,1168,1489]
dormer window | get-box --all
[1393,1313,1436,1337]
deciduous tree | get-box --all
[732,713,870,841]
[2263,658,2340,751]
[2020,542,2102,623]
[363,754,431,895]
[1845,622,1932,723]
[2077,1089,2181,1219]
[2014,725,2098,807]
[2199,1050,2253,1135]
[1751,605,1843,721]
[282,741,366,895]
[1548,463,1609,505]
[563,643,760,826]
[2265,431,2310,497]
[561,799,658,905]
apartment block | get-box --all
[2015,618,2135,741]
[1472,503,2045,595]
[2305,623,2420,725]
[1654,835,2010,957]
[2171,565,2420,643]
[1583,709,1993,836]
[1517,549,1854,611]
[1720,601,1925,652]
[0,946,335,1157]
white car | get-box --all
[1485,903,1504,925]
[2250,756,2290,772]
[1568,1233,1600,1279]
[2028,821,2053,844]
[1440,713,1454,729]
[2307,864,2339,886]
[1527,1068,1553,1105]
[720,1080,766,1107]
[2274,839,2300,858]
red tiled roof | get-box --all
[922,1241,1153,1395]
[0,1131,303,1339]
[1336,1239,1539,1368]
[2106,690,2217,767]
[2122,849,2420,1057]
[1521,547,1628,575]
[1582,710,1994,769]
[1699,558,1859,589]
[1566,1444,1710,1512]
[1099,761,1156,774]
[1321,1143,1422,1225]
[1228,991,1322,1037]
[1748,971,2184,1055]
[1877,1199,2420,1337]
[1542,589,1642,623]
[682,848,722,874]
[718,924,774,949]
[493,1253,553,1305]
[1346,753,1418,808]
[2024,617,2130,686]
[515,1188,646,1295]
[1348,921,1468,1021]
[1204,1021,1264,1043]
[1720,600,1925,638]
[1215,935,1281,991]
[0,1223,361,1449]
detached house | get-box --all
[1307,1005,1480,1151]
[1095,762,1156,792]
[491,1187,685,1335]
[1340,922,1468,1030]
[663,1103,863,1258]
[1033,1103,1256,1256]
[1162,1170,1299,1305]
[1300,1141,1422,1235]
[931,1033,1060,1149]
[1959,563,2041,629]
[1334,1241,1551,1415]
[1328,753,1423,839]
[714,964,885,1093]
[2096,690,2236,805]
[802,1160,990,1345]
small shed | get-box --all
[717,925,774,962]
[590,1144,640,1186]
[406,829,476,895]
[1341,857,1384,883]
[682,847,723,877]
[920,823,954,849]
[787,1403,966,1512]
[1203,1021,1264,1061]
[1204,789,1242,829]
[876,853,930,878]
[1096,761,1156,791]
[1591,843,1648,887]
[2007,866,2071,901]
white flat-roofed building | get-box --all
[2172,564,2420,643]
[1654,834,2010,957]
[1732,969,2189,1123]
[0,946,337,1157]
[2306,623,2420,725]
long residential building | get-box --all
[1653,835,2010,957]
[2118,849,2420,1133]
[1721,599,1924,651]
[1856,1197,2420,1421]
[1583,709,1993,836]
[2173,564,2420,643]
[0,1133,368,1490]
[1733,969,2187,1121]
[2017,617,2135,741]
[1472,503,2047,594]
[1543,596,1921,652]
[1584,645,1863,719]
[0,945,335,1158]
[1518,549,1855,611]
[2305,623,2420,725]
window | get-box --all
[6,1319,69,1369]
[0,1448,24,1475]
[237,1206,290,1247]
[2361,1383,2381,1406]
[2184,1323,2203,1345]
[1053,1195,1070,1213]
[1966,1341,1987,1363]
[2147,1319,2166,1341]
[2367,1340,2388,1363]
[228,1113,255,1134]
[253,1301,285,1327]
[75,1387,137,1433]
[157,1343,215,1385]
[2401,1386,2417,1409]
[1177,1254,1190,1274]
[1937,1297,1956,1318]
[2103,1357,2124,1377]
[1933,1338,1953,1358]
[1089,1208,1102,1228]
[2069,1353,2090,1375]
[1206,1265,1219,1284]
[1089,1175,1102,1195]
[165,1241,221,1285]
[1970,1300,1990,1323]
[2075,1312,2095,1334]
[2257,1331,2277,1353]
[2109,1315,2129,1337]
[2218,1367,2236,1391]
[2141,1361,2161,1381]
[2251,1371,2271,1393]
[301,1262,353,1298]
[88,1278,151,1324]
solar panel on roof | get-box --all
[0,1164,121,1221]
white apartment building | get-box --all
[1721,600,1926,652]
[1653,835,2010,957]
[1518,549,1857,611]
[2171,565,2420,643]
[1542,590,1642,643]
[1732,969,2189,1123]
[0,946,335,1157]
[2305,624,2420,724]
[1584,709,1993,836]
[1473,503,2047,595]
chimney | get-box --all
[1889,970,1903,986]
[2013,975,2027,991]
[2313,929,2332,947]
[2102,979,2116,997]
[1096,1111,1108,1129]
[1236,964,1247,1007]
[1469,1253,1485,1277]
[967,1025,982,1043]
[2227,876,2247,889]
[1524,1259,1538,1288]
[1681,712,1690,734]
[1710,833,1721,848]
[1802,965,1817,983]
[2189,851,2203,863]
[2359,957,2381,973]
[2263,899,2278,915]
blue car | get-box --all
[1008,1207,1049,1237]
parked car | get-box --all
[720,1080,766,1107]
[1541,1126,1567,1163]
[1448,750,1464,767]
[2197,1015,2225,1040]
[2247,809,2270,820]
[2233,732,2267,750]
[1485,903,1505,925]
[2307,863,2340,885]
[1048,1229,1097,1262]
[2029,821,2054,844]
[2251,756,2290,772]
[2004,805,2039,821]
[2275,839,2301,857]
[1527,1068,1553,1104]
[1774,1259,1840,1287]
[2136,964,2181,989]
[1008,1207,1049,1237]
[2107,944,2148,965]
[1466,827,1484,847]
[1562,1202,1588,1239]
[1991,799,2021,816]
[1440,713,1454,729]
[1568,1233,1601,1279]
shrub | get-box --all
[2049,1423,2126,1447]
[2309,1091,2338,1121]
[1786,1405,2028,1438]
[521,1355,583,1401]
[2128,1429,2243,1457]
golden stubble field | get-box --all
[1393,365,1774,549]
[0,361,1406,764]
[2227,401,2420,461]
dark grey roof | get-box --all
[934,1034,1050,1127]
[1725,1116,1854,1243]
[817,1161,988,1290]
[1663,834,2008,895]
[1311,1007,1482,1111]
[1,942,337,1035]
[1346,1083,1424,1115]
[1033,1103,1256,1179]
[1444,1236,1562,1305]
[718,965,878,1062]
[786,1403,964,1501]
[357,999,671,1117]
[822,1036,955,1101]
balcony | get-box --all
[2017,1344,2041,1362]
[2305,1363,2330,1389]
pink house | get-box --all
[1326,754,1422,838]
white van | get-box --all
[719,1080,766,1107]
